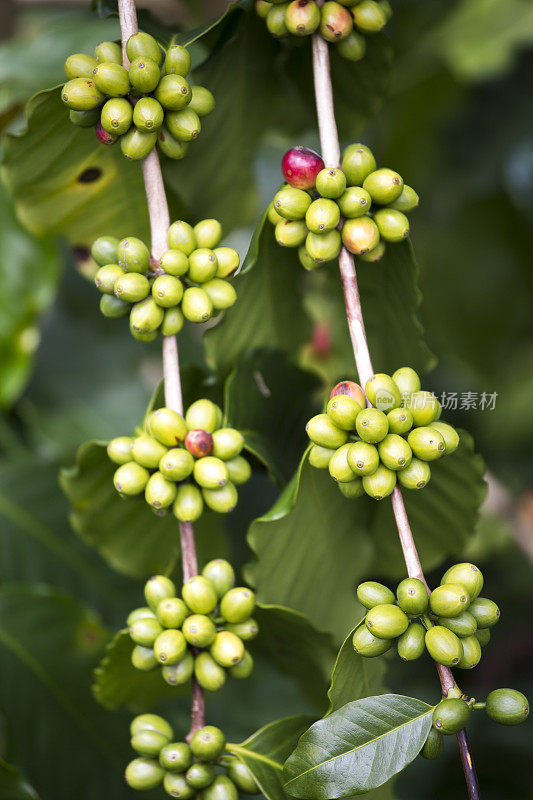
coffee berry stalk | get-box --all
[108,400,252,519]
[125,564,257,691]
[91,219,239,339]
[62,32,215,160]
[256,0,392,64]
[267,144,418,270]
[125,715,261,796]
[307,368,458,500]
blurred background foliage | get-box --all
[0,0,532,798]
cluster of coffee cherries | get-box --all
[267,145,418,269]
[91,220,239,339]
[126,715,260,796]
[353,562,500,670]
[108,400,251,520]
[128,566,257,691]
[306,368,459,500]
[420,689,530,761]
[61,32,214,160]
[255,0,391,63]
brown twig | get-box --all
[117,0,204,737]
[311,31,480,798]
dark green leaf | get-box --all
[0,760,40,800]
[284,695,433,798]
[327,621,387,714]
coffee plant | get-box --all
[0,1,531,799]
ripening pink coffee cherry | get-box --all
[330,380,366,409]
[281,146,325,190]
[95,121,117,145]
[185,429,214,458]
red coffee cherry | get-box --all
[281,146,325,190]
[330,380,366,409]
[184,429,214,458]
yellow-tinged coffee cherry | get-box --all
[387,407,413,435]
[202,482,238,513]
[425,625,463,666]
[114,462,150,495]
[328,443,356,483]
[193,456,229,489]
[347,441,379,476]
[144,574,176,610]
[276,219,308,248]
[355,407,389,443]
[362,463,396,499]
[341,143,376,185]
[194,652,226,692]
[125,758,165,791]
[159,448,194,481]
[131,645,158,671]
[130,617,163,647]
[212,428,244,460]
[353,624,393,657]
[182,287,213,322]
[338,186,372,218]
[107,436,133,464]
[430,583,470,617]
[160,249,189,277]
[392,366,421,397]
[185,399,221,433]
[342,216,380,255]
[173,483,204,522]
[396,578,429,615]
[226,619,259,641]
[320,1,353,41]
[305,198,341,233]
[305,229,341,261]
[211,631,245,667]
[358,241,386,263]
[362,168,403,205]
[203,278,237,311]
[182,575,218,614]
[153,629,187,664]
[352,0,388,32]
[357,581,395,609]
[182,614,217,647]
[220,587,255,623]
[151,274,183,307]
[127,32,163,66]
[374,208,410,243]
[214,247,240,278]
[408,390,441,427]
[168,221,197,255]
[365,603,409,638]
[306,414,348,448]
[188,248,219,283]
[389,185,419,212]
[407,426,446,461]
[309,444,335,469]
[65,53,98,80]
[94,40,122,64]
[441,562,483,599]
[132,434,168,469]
[161,307,185,336]
[431,422,460,454]
[202,559,235,598]
[128,605,156,625]
[365,373,402,412]
[162,652,195,686]
[327,394,363,430]
[61,78,104,111]
[378,434,412,470]
[148,408,187,446]
[145,471,177,509]
[397,457,431,490]
[156,597,188,628]
[194,219,223,250]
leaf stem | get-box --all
[117,0,204,737]
[310,30,480,798]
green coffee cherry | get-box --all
[339,477,365,498]
[203,482,238,513]
[158,127,189,160]
[190,725,226,761]
[130,616,164,646]
[352,623,392,657]
[131,644,158,671]
[127,607,157,625]
[186,763,216,789]
[159,742,192,772]
[185,399,220,433]
[161,307,185,336]
[337,30,366,61]
[338,186,372,218]
[366,603,409,638]
[407,426,445,461]
[341,143,376,185]
[93,62,129,96]
[356,407,389,443]
[126,32,163,66]
[128,56,161,92]
[157,597,188,628]
[425,626,463,667]
[125,757,165,791]
[306,229,342,261]
[420,728,443,760]
[166,109,201,141]
[182,575,218,614]
[229,648,253,678]
[65,53,98,80]
[94,40,122,64]
[107,435,133,464]
[298,247,323,271]
[61,78,104,111]
[151,274,183,307]
[456,635,481,669]
[131,729,169,756]
[285,0,321,36]
[327,394,363,430]
[153,629,187,665]
[320,1,353,41]
[433,698,471,735]
[357,581,395,609]
[486,689,529,726]
[114,462,150,495]
[155,74,192,110]
[226,618,259,641]
[431,422,460,454]
[132,434,167,468]
[342,216,380,255]
[204,775,239,800]
[347,441,379,476]
[145,471,177,509]
[159,448,194,481]
[145,575,176,611]
[469,597,500,628]
[309,444,335,469]
[305,198,340,233]
[268,202,284,226]
[392,366,421,397]
[168,221,197,255]
[162,652,195,685]
[387,407,413,435]
[362,168,403,205]
[194,456,229,489]
[182,614,217,647]
[211,631,245,667]
[396,578,428,615]
[114,272,149,303]
[182,287,213,322]
[133,97,164,132]
[225,456,251,485]
[220,587,255,623]
[406,390,440,427]
[365,373,401,411]
[149,408,187,447]
[389,185,419,213]
[306,414,348,448]
[441,562,483,599]
[276,219,308,248]
[214,247,240,278]
[397,622,426,661]
[227,759,260,794]
[163,772,195,799]
[438,611,477,638]
[397,458,431,490]
[212,429,244,460]
[352,0,387,31]
[92,235,120,267]
[316,168,346,199]
[188,249,218,283]
[194,219,222,250]
[266,4,289,36]
[120,128,157,160]
[374,208,410,243]
[100,98,133,136]
[328,443,356,483]
[189,86,216,117]
[100,293,131,319]
[378,434,412,470]
[358,241,386,263]
[131,713,174,739]
[159,249,188,278]
[117,237,150,273]
[256,0,272,18]
[430,583,470,617]
[165,44,191,76]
